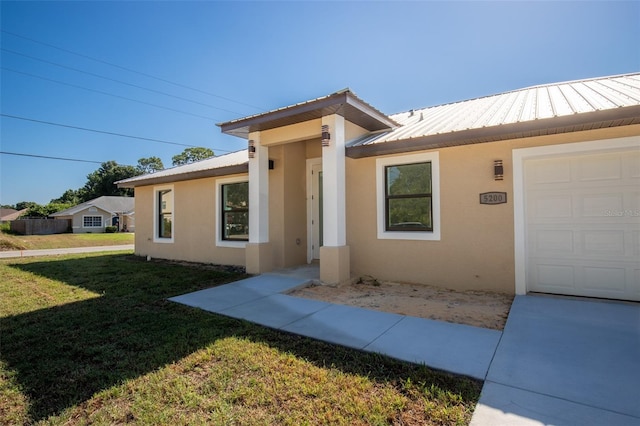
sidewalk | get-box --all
[170,269,640,425]
[0,244,134,259]
[169,268,501,380]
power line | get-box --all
[1,113,234,153]
[1,29,266,112]
[2,67,218,122]
[0,151,111,165]
[1,47,245,116]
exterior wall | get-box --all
[70,207,112,233]
[268,140,316,268]
[346,124,640,294]
[134,175,247,266]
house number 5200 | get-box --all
[479,192,507,205]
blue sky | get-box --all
[1,1,638,206]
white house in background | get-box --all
[118,73,640,301]
[50,196,135,233]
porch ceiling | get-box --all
[218,89,399,139]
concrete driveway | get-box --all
[472,295,640,425]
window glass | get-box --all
[385,162,432,231]
[83,216,102,227]
[158,189,172,239]
[222,182,248,241]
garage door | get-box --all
[525,149,640,301]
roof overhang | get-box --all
[218,89,399,139]
[116,164,248,188]
[346,105,640,158]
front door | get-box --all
[308,160,323,261]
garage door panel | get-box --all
[582,230,625,256]
[581,193,623,217]
[532,195,573,218]
[530,158,572,184]
[535,230,574,253]
[583,266,626,292]
[533,263,576,290]
[578,155,622,181]
[525,148,640,301]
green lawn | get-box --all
[0,253,481,425]
[0,232,134,251]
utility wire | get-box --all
[2,67,218,122]
[1,113,234,153]
[1,29,266,112]
[2,47,245,116]
[0,151,117,165]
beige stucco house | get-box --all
[50,196,135,233]
[118,73,640,301]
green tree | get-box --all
[172,147,214,166]
[137,156,164,174]
[25,202,73,218]
[79,161,141,202]
[15,201,38,211]
[50,189,81,205]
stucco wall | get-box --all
[133,175,247,266]
[345,124,640,294]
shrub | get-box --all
[105,226,118,233]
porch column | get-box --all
[245,131,273,274]
[320,114,350,284]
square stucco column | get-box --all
[320,114,350,284]
[246,132,273,274]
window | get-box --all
[155,187,173,241]
[83,216,102,227]
[376,152,440,241]
[385,162,432,231]
[221,181,249,241]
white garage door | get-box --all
[525,148,640,301]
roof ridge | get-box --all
[390,72,640,118]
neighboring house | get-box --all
[117,73,640,302]
[0,208,27,222]
[50,196,135,233]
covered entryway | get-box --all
[514,137,640,301]
[307,159,323,262]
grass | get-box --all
[0,232,134,251]
[0,253,481,425]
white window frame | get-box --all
[153,184,174,243]
[82,215,103,228]
[376,151,440,241]
[216,175,249,248]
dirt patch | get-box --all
[288,276,514,330]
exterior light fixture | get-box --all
[321,125,331,147]
[248,140,255,158]
[494,160,504,180]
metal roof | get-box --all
[347,73,640,157]
[116,150,248,188]
[218,89,399,138]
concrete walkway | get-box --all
[0,244,134,259]
[169,269,640,425]
[472,295,640,425]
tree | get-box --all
[172,147,214,166]
[79,161,141,202]
[137,156,164,174]
[50,189,81,205]
[25,202,73,218]
[15,201,38,211]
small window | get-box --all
[221,182,249,241]
[83,216,102,227]
[385,162,432,231]
[376,152,440,241]
[158,189,172,239]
